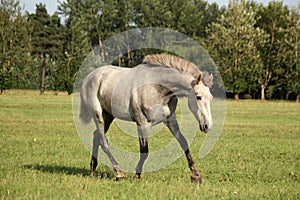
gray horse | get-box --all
[79,54,213,183]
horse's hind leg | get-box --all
[90,111,114,175]
[90,130,100,175]
[98,130,125,180]
[135,123,150,179]
[91,112,125,180]
[165,113,202,184]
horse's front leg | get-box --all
[165,113,202,184]
[185,149,201,184]
[135,123,150,179]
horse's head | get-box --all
[188,72,213,133]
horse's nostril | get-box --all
[199,125,203,132]
[204,124,208,130]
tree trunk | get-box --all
[234,93,239,101]
[296,95,300,103]
[1,89,4,95]
[261,84,266,101]
[40,56,46,95]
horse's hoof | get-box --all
[116,173,125,181]
[136,173,141,179]
[88,170,96,177]
[191,174,202,184]
[116,176,125,181]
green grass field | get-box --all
[0,90,299,199]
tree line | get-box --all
[0,0,299,101]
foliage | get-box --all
[207,0,268,100]
[29,4,65,94]
[255,1,294,100]
[243,94,252,99]
[0,0,24,91]
[284,8,300,101]
[0,0,299,100]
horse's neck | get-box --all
[156,71,194,98]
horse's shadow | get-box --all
[23,164,116,179]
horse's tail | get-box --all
[79,82,92,124]
[79,66,110,125]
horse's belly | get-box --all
[112,108,133,121]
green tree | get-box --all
[58,0,93,93]
[10,11,35,89]
[133,0,215,38]
[45,13,67,92]
[195,1,224,40]
[256,1,291,100]
[0,0,28,94]
[133,0,171,27]
[94,0,136,63]
[207,0,268,100]
[284,7,300,101]
[30,4,64,94]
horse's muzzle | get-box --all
[200,123,211,133]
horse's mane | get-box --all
[143,54,213,87]
[143,54,201,80]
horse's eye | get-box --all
[197,96,202,100]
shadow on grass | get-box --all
[23,164,116,179]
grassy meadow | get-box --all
[0,90,299,199]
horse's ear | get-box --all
[209,74,213,83]
[191,74,202,87]
[196,73,202,84]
